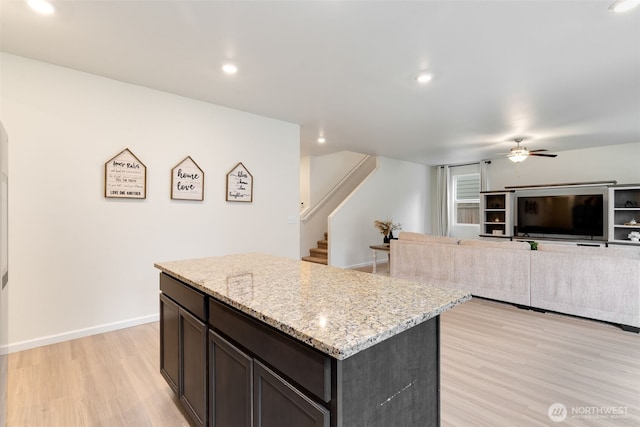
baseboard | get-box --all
[1,313,159,354]
[345,261,374,269]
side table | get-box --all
[369,244,391,274]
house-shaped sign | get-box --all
[171,156,204,201]
[104,148,147,199]
[226,162,253,202]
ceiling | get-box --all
[1,0,639,165]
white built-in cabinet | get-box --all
[608,184,640,246]
[479,191,514,238]
[480,184,640,246]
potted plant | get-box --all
[374,220,402,244]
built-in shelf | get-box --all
[480,191,514,238]
[608,184,640,245]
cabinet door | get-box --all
[209,331,253,427]
[181,309,207,427]
[253,361,329,427]
[160,294,179,393]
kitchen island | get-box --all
[155,253,470,427]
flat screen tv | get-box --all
[516,194,605,240]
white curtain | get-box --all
[435,165,450,236]
[480,160,490,191]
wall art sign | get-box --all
[226,162,253,202]
[104,148,147,199]
[171,156,204,201]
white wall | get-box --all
[1,54,300,351]
[0,121,7,427]
[487,142,640,190]
[299,155,310,211]
[308,151,367,207]
[329,157,429,268]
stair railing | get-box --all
[301,155,374,222]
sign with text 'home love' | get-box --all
[171,156,204,201]
[104,148,146,199]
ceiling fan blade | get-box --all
[528,149,549,153]
[529,153,557,158]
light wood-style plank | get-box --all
[441,298,640,426]
[8,322,190,427]
[7,297,639,426]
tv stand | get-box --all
[480,183,640,246]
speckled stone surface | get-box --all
[155,253,471,360]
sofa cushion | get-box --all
[390,240,458,286]
[458,239,531,251]
[531,249,640,327]
[454,244,531,305]
[397,231,459,245]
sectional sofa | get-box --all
[390,231,640,331]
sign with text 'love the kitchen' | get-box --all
[226,162,253,202]
[171,156,204,201]
[104,148,147,199]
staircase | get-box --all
[302,232,328,265]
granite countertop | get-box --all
[155,253,471,360]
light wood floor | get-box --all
[440,298,639,426]
[7,322,190,426]
[7,298,639,426]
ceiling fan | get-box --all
[507,138,558,163]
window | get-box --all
[454,173,480,224]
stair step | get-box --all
[310,248,327,257]
[301,232,329,265]
[302,256,328,265]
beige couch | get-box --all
[390,232,640,330]
[531,244,640,330]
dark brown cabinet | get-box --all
[160,274,208,427]
[208,330,329,427]
[160,293,179,392]
[181,309,207,426]
[209,331,252,427]
[254,360,329,427]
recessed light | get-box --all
[609,0,640,13]
[27,0,55,14]
[317,137,326,144]
[222,63,238,74]
[416,73,433,84]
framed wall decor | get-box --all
[171,156,204,201]
[226,162,253,202]
[104,148,147,199]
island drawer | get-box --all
[160,273,207,321]
[209,299,331,403]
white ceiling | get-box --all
[1,0,639,165]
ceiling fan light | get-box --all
[508,149,529,163]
